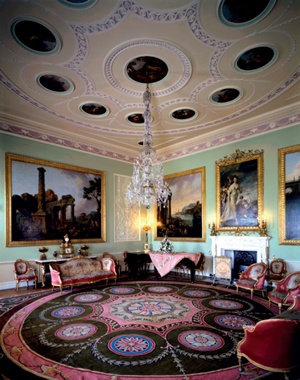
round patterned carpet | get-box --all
[0,281,277,379]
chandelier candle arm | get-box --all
[126,84,171,209]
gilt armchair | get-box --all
[268,271,300,313]
[13,259,37,291]
[235,262,267,299]
[236,318,300,380]
[266,258,286,287]
[102,252,121,276]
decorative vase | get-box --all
[39,246,48,260]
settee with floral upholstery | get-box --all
[49,256,116,292]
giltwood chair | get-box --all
[236,318,300,380]
[268,271,300,313]
[266,258,286,287]
[235,262,267,299]
[13,259,37,291]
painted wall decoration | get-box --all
[155,167,206,242]
[216,149,264,231]
[279,144,300,245]
[6,153,106,247]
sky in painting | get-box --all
[167,172,202,214]
[286,151,300,182]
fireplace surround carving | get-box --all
[210,235,270,275]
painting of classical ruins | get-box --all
[6,153,106,246]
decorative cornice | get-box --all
[1,110,299,163]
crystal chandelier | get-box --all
[126,84,171,209]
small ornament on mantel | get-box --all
[80,245,89,256]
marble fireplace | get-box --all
[210,235,270,279]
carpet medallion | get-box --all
[0,281,277,379]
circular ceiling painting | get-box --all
[236,46,276,71]
[126,56,168,84]
[38,74,72,93]
[211,88,240,104]
[219,0,274,25]
[127,113,144,124]
[11,19,59,53]
[171,109,196,120]
[81,103,108,116]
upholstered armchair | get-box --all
[265,258,286,287]
[13,259,37,291]
[236,318,300,380]
[235,262,267,299]
[268,271,300,313]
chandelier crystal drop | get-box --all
[126,84,171,209]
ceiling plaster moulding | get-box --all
[0,120,135,163]
[158,109,300,163]
[137,0,192,11]
[57,0,116,22]
[104,39,192,97]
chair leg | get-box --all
[250,289,253,299]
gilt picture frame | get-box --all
[155,167,206,242]
[216,149,264,231]
[278,144,300,245]
[6,153,106,247]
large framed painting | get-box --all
[216,149,264,231]
[155,167,206,242]
[6,153,106,247]
[279,144,300,245]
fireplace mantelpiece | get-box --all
[210,235,270,265]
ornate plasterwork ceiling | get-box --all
[0,0,299,163]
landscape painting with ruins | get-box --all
[6,153,106,247]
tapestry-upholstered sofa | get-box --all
[49,256,117,292]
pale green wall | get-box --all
[151,124,300,261]
[1,124,300,263]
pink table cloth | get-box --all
[149,251,200,277]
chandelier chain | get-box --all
[126,84,171,209]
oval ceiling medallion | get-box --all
[38,74,73,93]
[58,0,98,8]
[210,88,241,104]
[126,56,168,84]
[236,46,277,72]
[127,113,145,124]
[171,108,196,121]
[80,103,108,116]
[219,0,275,26]
[11,19,60,54]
